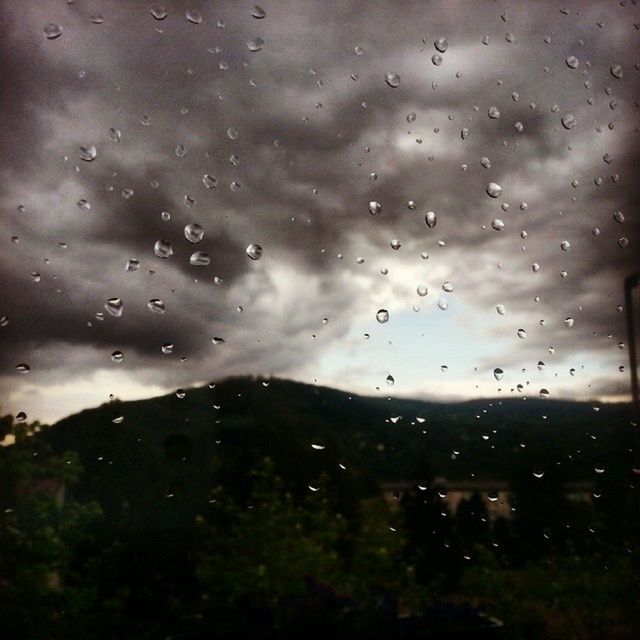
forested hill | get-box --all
[41,378,633,504]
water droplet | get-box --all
[79,145,97,162]
[610,64,623,79]
[150,6,168,20]
[226,127,239,140]
[493,368,504,381]
[618,237,629,248]
[532,262,540,272]
[246,243,262,260]
[202,174,218,189]
[185,9,203,24]
[491,219,505,231]
[437,299,448,311]
[105,298,124,317]
[532,468,545,479]
[434,37,448,53]
[425,211,437,228]
[369,201,381,215]
[561,114,577,130]
[246,37,264,52]
[89,13,104,24]
[560,240,570,251]
[111,350,123,363]
[539,388,550,399]
[386,375,395,386]
[517,328,527,339]
[161,343,174,355]
[251,5,266,19]
[480,156,491,169]
[184,223,204,244]
[417,284,428,297]
[16,411,27,423]
[565,55,579,69]
[486,183,502,198]
[613,211,625,224]
[496,304,506,315]
[176,388,186,398]
[390,239,401,250]
[190,251,210,266]
[43,23,63,39]
[442,282,454,293]
[431,54,443,66]
[16,363,30,374]
[564,317,574,328]
[488,106,501,119]
[154,239,173,259]
[311,444,325,451]
[376,309,389,323]
[175,144,187,158]
[125,258,140,272]
[385,72,400,88]
[148,299,166,314]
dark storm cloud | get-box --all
[0,0,638,420]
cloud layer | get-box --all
[0,0,638,422]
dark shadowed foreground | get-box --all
[1,378,638,639]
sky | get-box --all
[0,0,638,424]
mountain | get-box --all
[35,376,633,535]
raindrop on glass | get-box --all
[105,298,124,317]
[154,239,173,259]
[246,243,262,260]
[385,72,401,88]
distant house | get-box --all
[381,477,593,520]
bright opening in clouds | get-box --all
[0,0,638,423]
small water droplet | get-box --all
[369,201,381,215]
[486,182,502,198]
[148,299,166,314]
[202,174,218,189]
[246,243,262,260]
[190,251,210,266]
[79,145,97,162]
[43,23,63,39]
[111,350,123,363]
[417,284,428,297]
[425,211,437,228]
[16,363,31,374]
[376,309,389,323]
[105,298,124,317]
[150,6,168,20]
[561,114,577,130]
[386,375,395,386]
[185,9,203,24]
[154,239,173,259]
[517,328,527,339]
[184,223,204,243]
[491,219,505,231]
[610,64,623,79]
[251,5,266,19]
[565,55,579,69]
[385,72,400,88]
[246,37,264,52]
